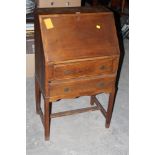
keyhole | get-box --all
[66,2,70,6]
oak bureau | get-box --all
[34,7,120,140]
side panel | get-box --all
[34,11,46,96]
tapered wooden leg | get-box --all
[49,102,52,126]
[90,96,95,105]
[35,78,41,114]
[44,99,51,140]
[105,89,116,128]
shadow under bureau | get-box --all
[34,7,120,140]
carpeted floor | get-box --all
[26,39,129,155]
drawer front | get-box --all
[49,76,115,100]
[53,58,117,80]
[38,0,81,8]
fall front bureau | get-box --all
[34,7,120,140]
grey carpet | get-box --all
[26,39,129,155]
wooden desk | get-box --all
[34,7,120,140]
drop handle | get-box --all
[96,82,104,88]
[99,65,105,70]
[64,70,74,75]
[64,88,70,92]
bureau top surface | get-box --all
[38,8,120,63]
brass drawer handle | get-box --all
[99,65,105,70]
[64,87,70,92]
[64,70,74,75]
[97,82,104,88]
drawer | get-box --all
[52,58,118,80]
[49,76,115,100]
[37,0,81,8]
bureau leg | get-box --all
[35,78,41,114]
[44,99,51,140]
[90,96,95,105]
[49,102,52,126]
[105,89,116,128]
